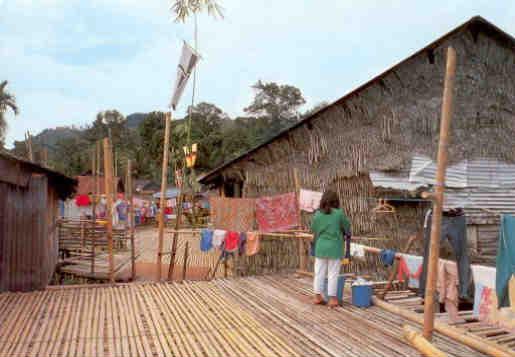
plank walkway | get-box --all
[0,275,490,357]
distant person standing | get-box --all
[311,190,351,308]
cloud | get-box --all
[2,0,514,148]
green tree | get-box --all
[244,80,306,137]
[0,81,19,146]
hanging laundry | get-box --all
[75,194,91,207]
[117,200,128,221]
[225,231,240,253]
[437,259,460,323]
[238,232,247,256]
[419,210,470,299]
[496,214,515,308]
[255,192,300,232]
[398,254,423,288]
[212,229,227,248]
[200,229,213,252]
[246,232,260,256]
[299,189,323,212]
[210,197,256,232]
[350,243,366,258]
[380,249,396,267]
[471,264,496,318]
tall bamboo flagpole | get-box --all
[423,46,457,340]
[103,138,115,283]
[156,112,172,281]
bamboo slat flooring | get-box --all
[0,275,495,357]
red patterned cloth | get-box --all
[255,192,300,232]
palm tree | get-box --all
[0,80,19,145]
[171,0,223,22]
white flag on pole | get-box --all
[169,41,201,110]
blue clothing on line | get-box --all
[380,249,396,267]
[200,229,213,252]
[496,214,515,308]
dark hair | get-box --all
[319,190,340,214]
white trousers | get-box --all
[313,257,340,297]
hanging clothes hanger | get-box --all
[372,198,396,213]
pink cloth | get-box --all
[299,189,322,212]
[437,260,459,323]
[245,232,260,256]
[255,192,300,232]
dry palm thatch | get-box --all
[171,0,224,22]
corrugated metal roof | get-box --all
[408,155,515,188]
[369,170,425,191]
[443,188,515,216]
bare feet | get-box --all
[313,294,325,305]
[328,297,339,308]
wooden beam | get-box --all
[168,193,184,281]
[157,112,172,281]
[373,297,513,357]
[403,325,448,357]
[127,159,135,281]
[423,46,457,340]
[103,138,115,283]
[91,146,97,274]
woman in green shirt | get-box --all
[311,190,351,307]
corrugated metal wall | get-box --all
[0,174,58,292]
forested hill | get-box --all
[10,81,327,182]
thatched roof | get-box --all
[200,16,515,186]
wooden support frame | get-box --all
[293,168,307,271]
[423,47,457,340]
[103,138,115,283]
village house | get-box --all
[199,16,515,266]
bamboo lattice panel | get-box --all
[0,276,490,357]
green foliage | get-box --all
[0,80,19,146]
[11,81,320,183]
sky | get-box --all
[1,0,514,147]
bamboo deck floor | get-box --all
[0,275,490,357]
[384,290,515,352]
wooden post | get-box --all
[91,147,97,274]
[167,193,184,281]
[41,148,48,166]
[182,241,189,281]
[127,159,135,281]
[423,46,457,340]
[293,168,306,271]
[157,112,172,281]
[103,138,115,283]
[25,131,34,161]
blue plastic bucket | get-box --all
[351,285,372,308]
[322,275,345,304]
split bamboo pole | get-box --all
[403,325,448,357]
[103,138,115,283]
[91,147,97,274]
[127,159,135,281]
[372,297,513,357]
[423,46,457,340]
[293,168,306,271]
[168,193,184,281]
[157,112,172,281]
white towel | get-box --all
[299,189,323,212]
[350,243,365,258]
[471,264,496,289]
[212,229,227,248]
